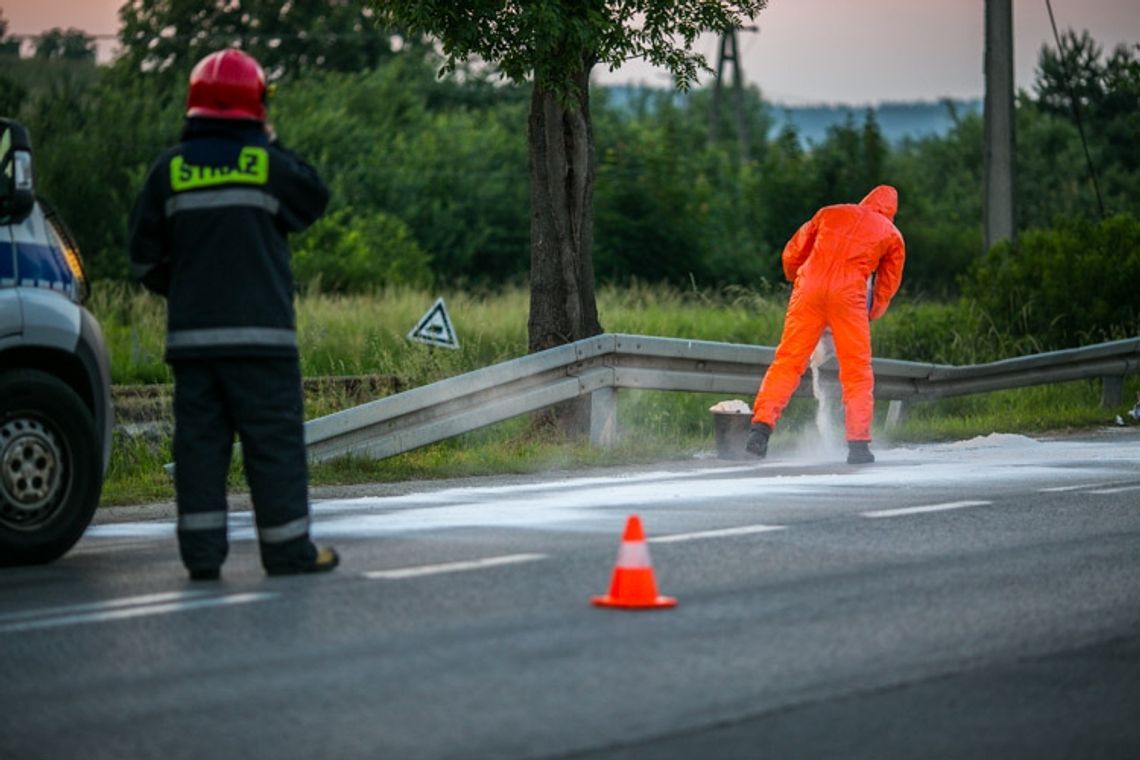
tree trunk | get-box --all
[527,65,602,437]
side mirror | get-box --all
[0,118,35,223]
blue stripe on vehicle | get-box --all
[0,240,14,281]
[14,241,75,290]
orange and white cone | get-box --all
[591,514,677,609]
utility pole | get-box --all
[709,25,756,162]
[983,0,1016,250]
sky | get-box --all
[2,0,1138,105]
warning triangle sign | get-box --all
[407,297,459,349]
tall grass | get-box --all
[88,282,531,386]
[89,280,789,386]
[89,281,1138,506]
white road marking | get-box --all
[1087,484,1140,495]
[648,524,786,544]
[0,592,277,634]
[861,500,991,519]
[363,553,547,580]
[0,590,214,624]
[1039,485,1126,496]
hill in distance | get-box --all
[768,99,982,145]
[599,84,981,146]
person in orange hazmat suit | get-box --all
[747,185,905,464]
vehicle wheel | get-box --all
[0,369,101,566]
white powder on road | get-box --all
[84,430,1140,541]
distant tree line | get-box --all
[0,10,96,62]
[0,4,1136,348]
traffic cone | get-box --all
[592,514,677,609]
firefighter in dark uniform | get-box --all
[129,49,338,580]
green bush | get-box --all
[871,298,1041,364]
[962,213,1140,348]
[292,207,433,292]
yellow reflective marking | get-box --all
[170,147,269,191]
[1,130,11,178]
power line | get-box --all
[7,30,396,42]
[1044,0,1105,219]
[7,33,118,40]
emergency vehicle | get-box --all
[0,117,112,565]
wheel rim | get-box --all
[0,416,68,531]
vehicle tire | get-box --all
[0,369,102,566]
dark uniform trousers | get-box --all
[172,356,317,573]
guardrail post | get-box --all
[1101,375,1124,408]
[590,387,617,447]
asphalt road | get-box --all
[2,429,1139,759]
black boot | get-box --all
[746,423,772,458]
[847,441,875,464]
[265,545,340,576]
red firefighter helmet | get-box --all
[186,49,267,122]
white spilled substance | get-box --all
[809,329,844,454]
[85,433,1140,542]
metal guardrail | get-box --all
[303,333,1140,463]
